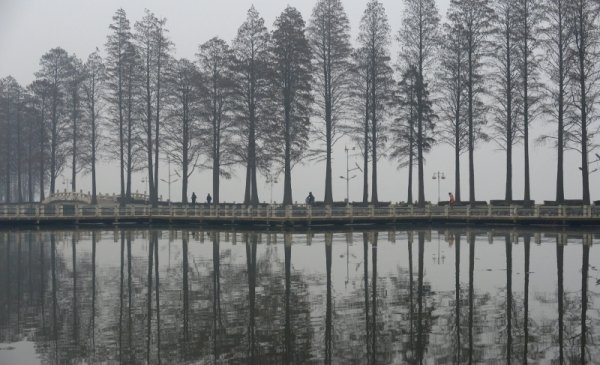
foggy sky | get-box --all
[0,0,596,204]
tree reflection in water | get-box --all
[0,228,597,364]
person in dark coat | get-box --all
[191,192,197,206]
[207,193,212,205]
[306,192,315,205]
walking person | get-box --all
[191,192,197,206]
[306,192,315,205]
[448,192,455,207]
[206,193,212,205]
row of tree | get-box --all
[0,0,598,206]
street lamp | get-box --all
[160,156,178,205]
[62,177,72,192]
[432,171,446,203]
[339,146,361,204]
[266,175,278,204]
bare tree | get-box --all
[29,79,51,202]
[358,0,392,203]
[538,0,574,202]
[35,47,71,195]
[271,6,313,205]
[516,0,544,202]
[399,0,441,206]
[82,50,106,205]
[308,0,352,204]
[22,92,39,202]
[390,66,435,204]
[230,6,273,205]
[491,0,522,201]
[65,55,85,193]
[106,8,133,205]
[134,9,173,207]
[197,38,236,204]
[449,0,495,203]
[164,58,203,203]
[347,48,372,203]
[123,42,142,200]
[0,77,21,202]
[570,0,600,205]
[151,14,173,206]
[437,15,469,202]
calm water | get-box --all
[0,227,598,364]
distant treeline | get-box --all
[0,0,596,206]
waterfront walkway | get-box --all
[1,203,599,227]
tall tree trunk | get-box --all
[39,102,46,202]
[16,96,23,203]
[91,105,97,205]
[119,66,125,206]
[248,115,259,205]
[556,5,565,203]
[324,57,333,205]
[468,38,476,203]
[244,162,251,204]
[283,106,292,205]
[145,50,155,207]
[71,96,77,193]
[27,125,33,202]
[371,52,378,204]
[212,83,220,204]
[50,81,58,196]
[5,99,11,203]
[408,104,414,204]
[505,17,513,202]
[154,60,161,207]
[182,105,189,203]
[454,127,460,202]
[363,92,369,203]
[126,68,133,200]
[577,5,590,205]
[417,72,425,207]
[523,49,531,203]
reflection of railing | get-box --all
[2,204,600,225]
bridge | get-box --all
[1,203,600,227]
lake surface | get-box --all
[0,227,598,364]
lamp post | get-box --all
[339,146,361,204]
[62,177,72,193]
[432,171,446,203]
[141,177,150,203]
[266,175,278,204]
[160,156,178,205]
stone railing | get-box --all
[1,203,600,222]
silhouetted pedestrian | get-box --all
[191,192,197,206]
[207,193,212,205]
[306,192,315,205]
